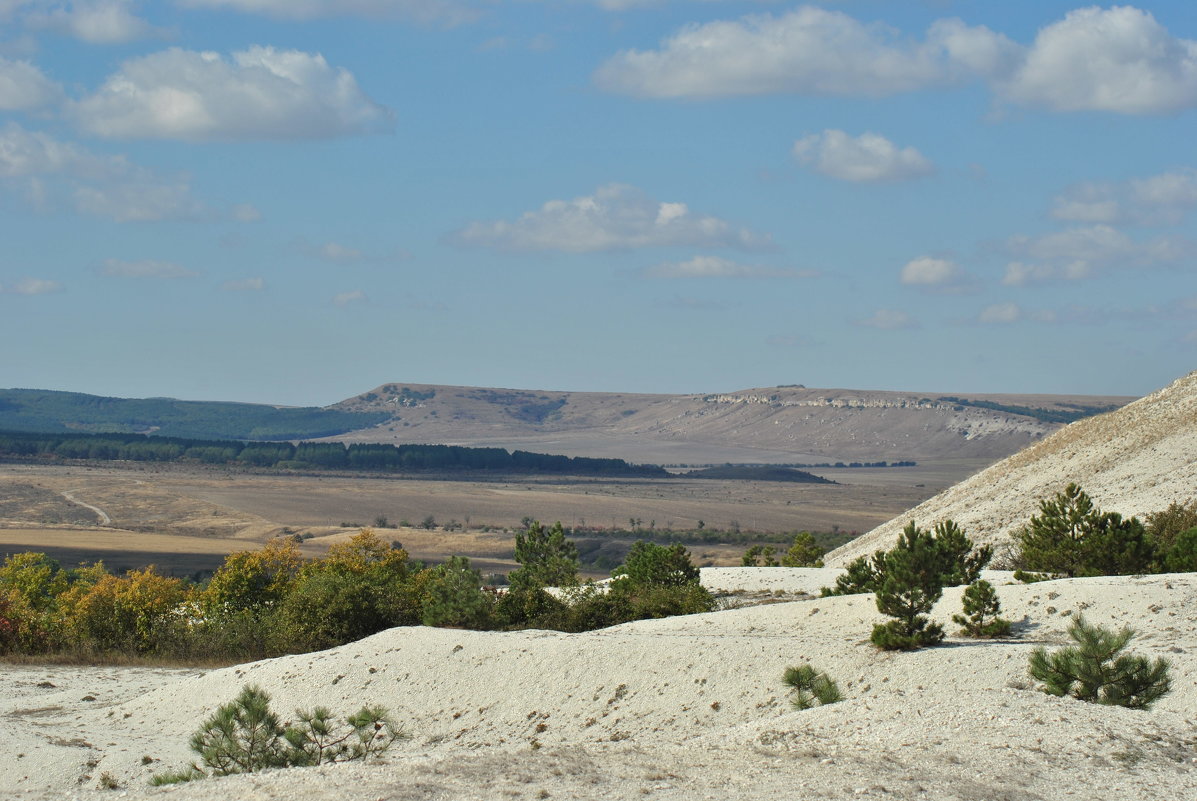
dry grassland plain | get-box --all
[0,459,979,575]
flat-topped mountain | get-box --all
[826,370,1197,566]
[328,382,1132,466]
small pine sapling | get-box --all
[952,580,1011,638]
[284,705,404,765]
[1028,617,1172,709]
[189,685,288,776]
[154,685,404,785]
[782,664,844,709]
[870,523,945,650]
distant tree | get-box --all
[1146,500,1197,565]
[201,539,302,621]
[508,520,580,590]
[421,556,492,629]
[613,542,701,588]
[1163,527,1197,573]
[780,531,825,567]
[1014,484,1154,578]
[741,545,778,567]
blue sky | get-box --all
[0,1,1194,405]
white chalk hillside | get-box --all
[826,370,1197,567]
[4,569,1197,801]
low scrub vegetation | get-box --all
[153,685,403,785]
[1013,485,1197,579]
[782,664,843,709]
[0,523,714,663]
[1028,617,1171,710]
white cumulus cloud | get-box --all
[0,56,62,110]
[176,0,478,25]
[1002,225,1190,285]
[646,255,812,279]
[898,256,976,295]
[25,1,161,44]
[793,130,933,183]
[454,183,769,253]
[998,6,1197,115]
[1053,169,1197,226]
[100,258,196,278]
[593,6,1013,98]
[0,122,209,221]
[1,277,63,295]
[333,289,366,307]
[68,46,394,141]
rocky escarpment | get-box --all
[330,383,1131,464]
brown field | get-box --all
[0,459,975,577]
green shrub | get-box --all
[952,580,1011,638]
[822,520,988,597]
[1145,500,1197,555]
[613,541,701,588]
[870,523,947,650]
[1163,526,1197,572]
[420,556,493,628]
[508,520,580,590]
[154,685,403,785]
[741,545,779,566]
[1014,484,1154,578]
[820,551,884,596]
[493,585,567,628]
[1028,617,1171,710]
[780,531,825,567]
[782,664,843,709]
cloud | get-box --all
[176,0,478,25]
[899,256,975,294]
[221,277,264,291]
[593,5,1197,116]
[855,308,917,330]
[231,203,261,222]
[68,46,394,141]
[314,241,364,263]
[975,302,1056,325]
[0,122,209,221]
[593,7,1013,98]
[0,277,63,294]
[454,183,769,253]
[0,56,63,110]
[793,130,933,183]
[645,254,813,278]
[100,258,196,278]
[997,6,1197,115]
[1002,225,1191,285]
[24,1,161,44]
[1053,169,1197,226]
[333,289,366,307]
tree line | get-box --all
[0,430,667,477]
[0,525,712,661]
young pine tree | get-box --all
[870,522,946,650]
[952,580,1011,638]
[782,664,843,709]
[1028,617,1171,709]
[508,521,580,590]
